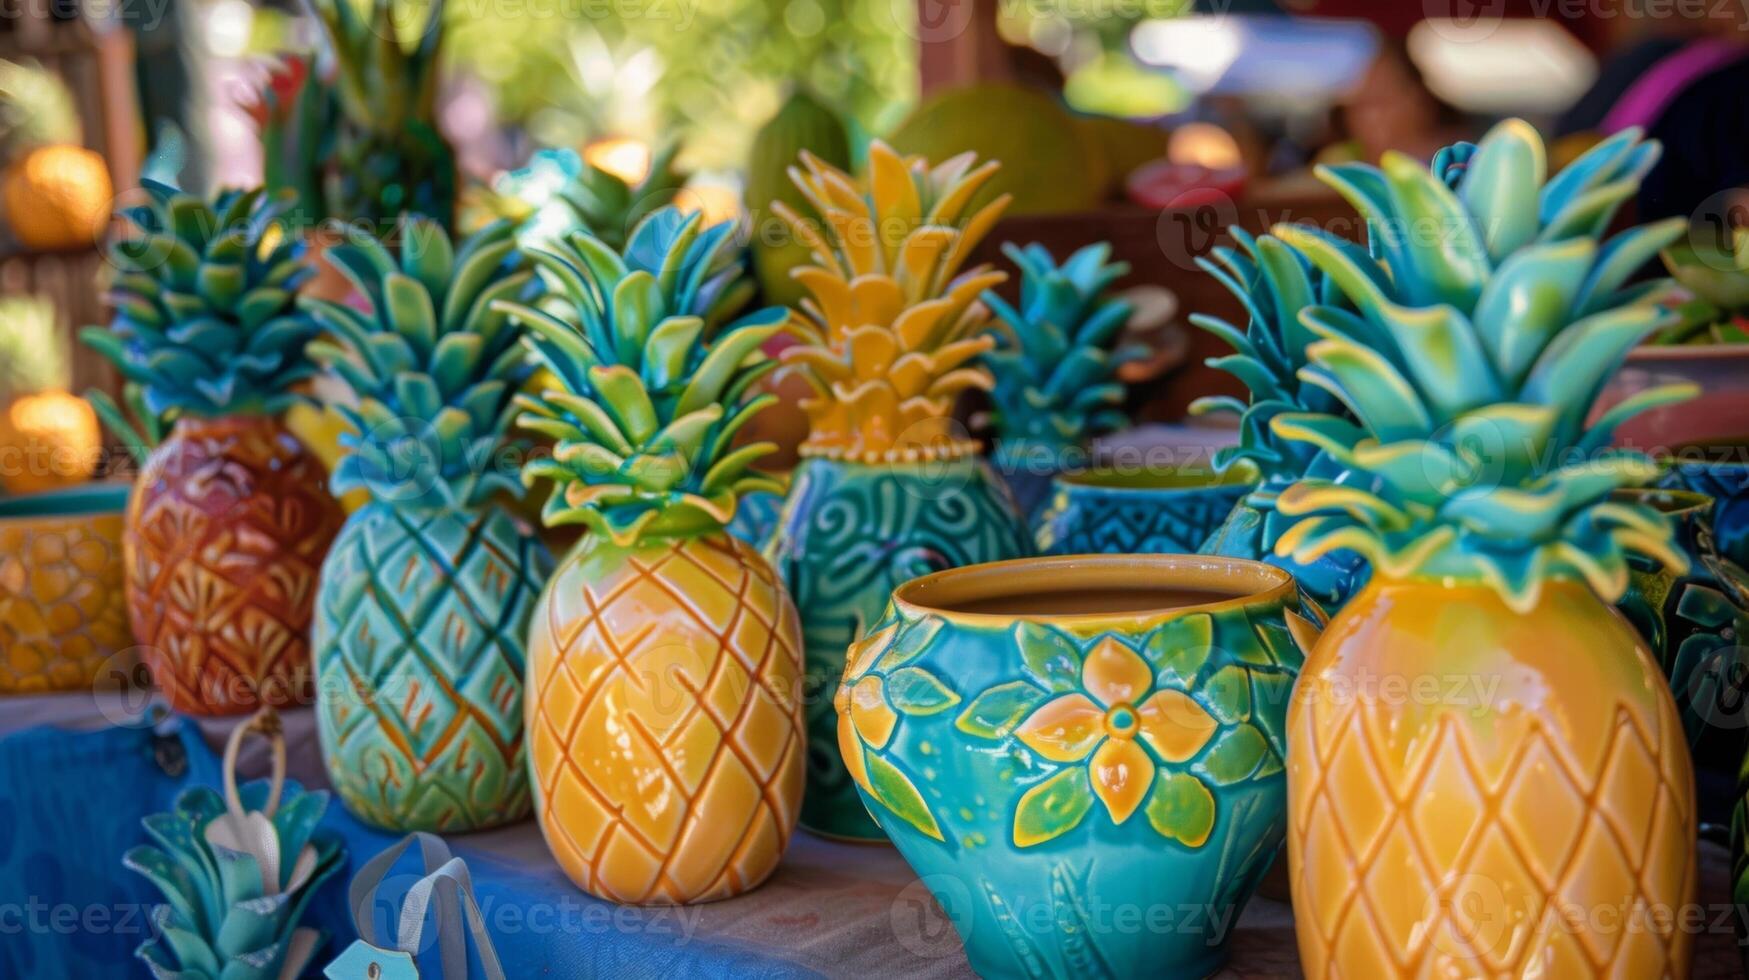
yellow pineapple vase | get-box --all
[1261,121,1700,976]
[507,207,806,904]
[0,483,133,693]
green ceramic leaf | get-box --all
[864,751,943,841]
[1145,771,1217,848]
[1195,724,1271,785]
[1015,622,1083,692]
[1012,766,1095,848]
[955,680,1049,740]
[884,667,961,716]
[1145,612,1214,683]
[1200,664,1252,724]
[876,614,945,673]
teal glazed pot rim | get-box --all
[0,481,130,522]
[1053,463,1258,494]
[891,553,1294,630]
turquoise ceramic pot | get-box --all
[1199,479,1370,616]
[1034,466,1254,556]
[836,555,1317,977]
[766,453,1034,840]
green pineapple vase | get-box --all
[305,217,553,832]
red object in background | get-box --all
[1125,162,1248,210]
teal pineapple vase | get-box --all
[1199,477,1370,616]
[767,454,1033,840]
[314,501,552,831]
[1034,465,1254,556]
[835,555,1316,977]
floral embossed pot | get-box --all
[1035,464,1255,557]
[765,142,1033,840]
[82,183,341,715]
[507,208,806,905]
[837,554,1318,978]
[304,217,552,833]
[1269,121,1697,976]
[0,482,133,692]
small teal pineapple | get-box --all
[982,241,1144,516]
[303,216,553,832]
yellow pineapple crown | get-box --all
[775,140,1011,463]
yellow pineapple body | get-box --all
[528,533,805,905]
[0,487,131,692]
[0,390,99,494]
[3,145,110,250]
[1289,580,1695,978]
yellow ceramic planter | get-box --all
[527,533,806,905]
[0,482,133,692]
[1288,577,1695,977]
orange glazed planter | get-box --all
[126,416,342,715]
[1287,579,1695,976]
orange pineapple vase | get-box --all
[125,416,343,715]
[1288,580,1695,977]
[527,533,805,905]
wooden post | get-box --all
[916,0,1011,95]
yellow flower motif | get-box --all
[1013,637,1217,825]
[834,618,956,840]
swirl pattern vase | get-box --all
[766,454,1033,840]
[836,555,1316,976]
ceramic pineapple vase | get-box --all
[838,554,1319,977]
[981,242,1144,518]
[83,184,341,715]
[1033,464,1255,556]
[506,208,805,905]
[1265,121,1697,976]
[303,217,552,832]
[764,142,1034,840]
[1190,228,1370,614]
[0,483,132,692]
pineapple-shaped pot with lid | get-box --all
[303,216,553,832]
[1267,121,1698,977]
[764,142,1035,840]
[82,183,341,715]
[503,208,806,905]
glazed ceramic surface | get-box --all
[1035,465,1253,557]
[838,555,1314,978]
[314,502,551,832]
[767,454,1034,840]
[527,532,805,905]
[725,483,786,551]
[1199,487,1370,616]
[1615,489,1749,747]
[1659,460,1749,570]
[1288,578,1695,977]
[126,415,344,714]
[0,483,132,692]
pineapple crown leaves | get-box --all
[552,140,688,252]
[775,140,1013,462]
[303,0,443,131]
[299,215,538,510]
[85,381,172,468]
[1655,226,1749,344]
[1188,227,1353,486]
[80,181,321,419]
[0,294,67,396]
[497,207,787,546]
[1262,119,1696,611]
[980,241,1145,455]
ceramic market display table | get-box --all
[0,692,1739,978]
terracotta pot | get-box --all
[125,415,344,715]
[0,482,133,692]
[1034,464,1254,556]
[526,532,805,905]
[1288,577,1695,977]
[838,554,1316,977]
[1596,345,1749,448]
[766,453,1034,841]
